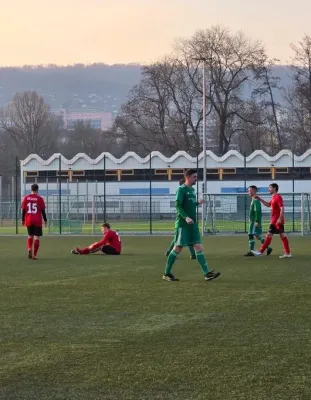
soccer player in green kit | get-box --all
[244,185,273,256]
[165,178,196,259]
[163,169,221,282]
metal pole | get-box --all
[58,155,62,235]
[149,153,152,235]
[244,152,247,233]
[292,150,295,232]
[202,59,207,235]
[104,154,106,222]
[15,156,18,235]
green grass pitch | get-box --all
[1,235,311,399]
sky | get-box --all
[0,0,310,66]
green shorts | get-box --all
[248,222,262,237]
[174,224,201,247]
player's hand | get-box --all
[44,222,48,228]
[255,222,258,227]
[198,199,204,205]
[277,218,282,225]
[186,217,194,224]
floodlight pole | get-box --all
[193,57,207,235]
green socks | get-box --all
[189,245,196,257]
[166,240,175,255]
[165,250,178,275]
[195,251,209,275]
[249,239,255,251]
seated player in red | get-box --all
[21,183,47,260]
[71,223,121,255]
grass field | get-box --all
[1,236,311,400]
[0,218,304,235]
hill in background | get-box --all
[0,64,293,114]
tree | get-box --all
[176,26,267,154]
[0,91,58,157]
[119,58,209,155]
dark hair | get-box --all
[248,185,258,191]
[102,223,110,229]
[184,169,197,178]
[31,184,39,192]
[179,178,185,186]
[269,183,279,192]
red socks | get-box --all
[260,237,272,253]
[77,247,90,255]
[27,237,33,250]
[34,239,40,257]
[281,236,290,254]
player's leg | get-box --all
[188,245,196,259]
[102,245,119,255]
[245,222,255,256]
[32,227,43,259]
[27,227,34,259]
[255,225,273,256]
[279,226,292,258]
[165,238,175,257]
[252,226,274,256]
[192,225,220,281]
[163,228,184,281]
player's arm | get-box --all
[256,196,270,208]
[40,198,48,226]
[175,188,188,218]
[277,196,284,223]
[254,201,261,223]
[88,232,109,251]
[21,197,26,225]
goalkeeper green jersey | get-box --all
[175,184,198,228]
[249,198,262,223]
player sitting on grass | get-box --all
[244,185,272,257]
[163,169,220,282]
[165,178,196,260]
[71,223,121,255]
[252,183,292,258]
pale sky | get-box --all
[0,0,310,66]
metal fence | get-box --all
[1,192,310,235]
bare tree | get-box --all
[119,58,210,155]
[0,91,55,157]
[177,25,266,155]
[282,35,311,153]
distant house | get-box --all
[54,108,113,131]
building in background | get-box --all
[54,108,113,131]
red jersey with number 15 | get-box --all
[269,194,284,225]
[21,194,46,227]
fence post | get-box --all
[292,150,295,232]
[244,152,247,233]
[15,156,19,235]
[196,153,199,223]
[58,155,62,235]
[149,153,152,235]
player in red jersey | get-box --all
[21,184,47,260]
[71,223,121,255]
[252,183,292,258]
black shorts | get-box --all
[27,226,43,237]
[101,245,120,255]
[269,224,284,234]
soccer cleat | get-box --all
[204,271,220,281]
[251,250,262,257]
[71,249,79,255]
[162,273,179,281]
[32,256,38,260]
[28,249,32,259]
[244,251,254,257]
[266,248,273,256]
[279,253,292,259]
[190,255,196,260]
